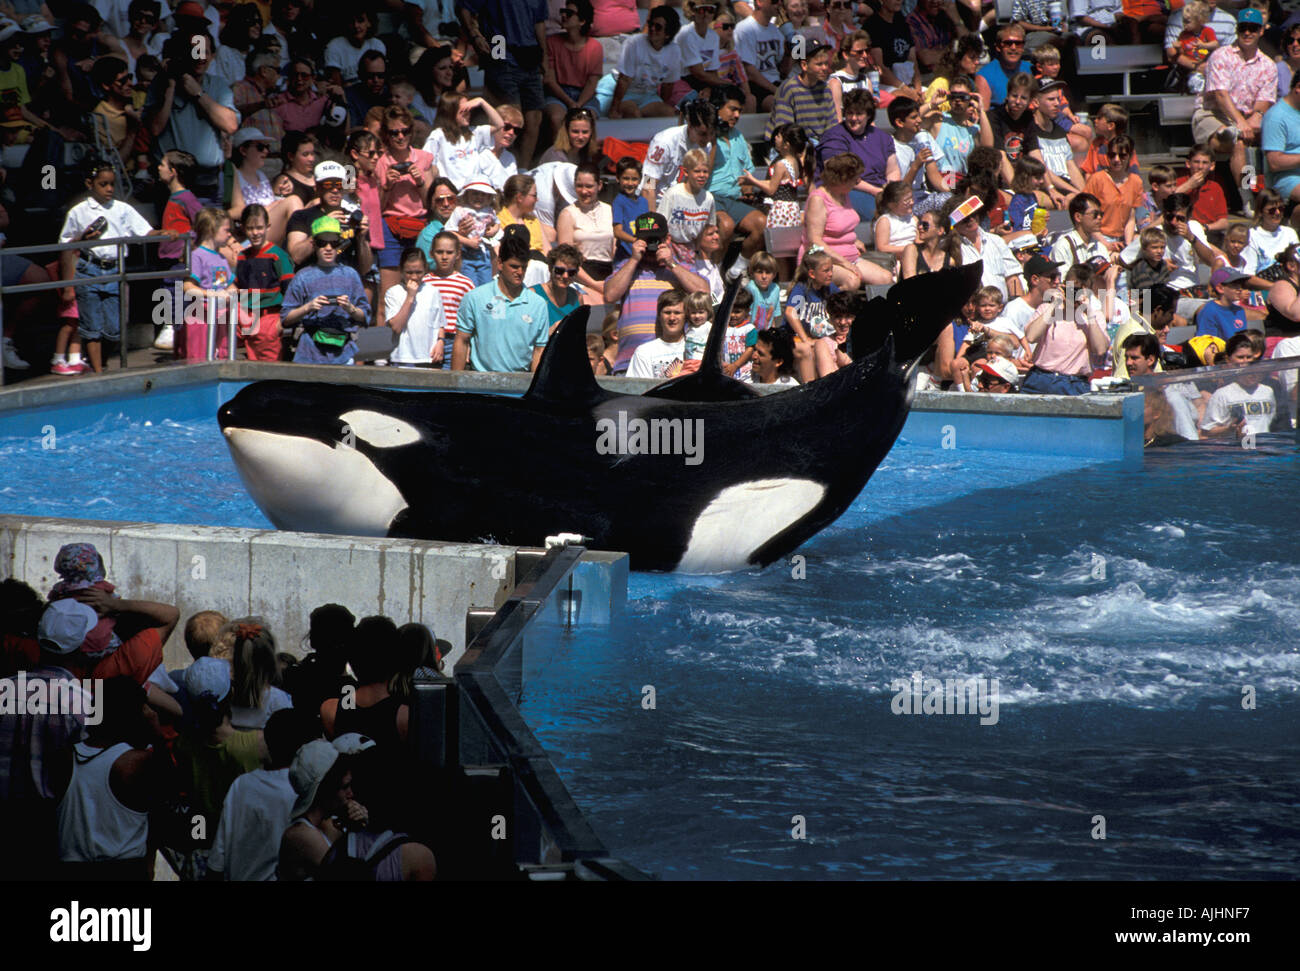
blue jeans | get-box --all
[1019,368,1090,395]
[74,259,121,342]
[848,190,877,221]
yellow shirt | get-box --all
[497,207,544,252]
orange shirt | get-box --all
[1081,136,1143,177]
[1084,170,1144,239]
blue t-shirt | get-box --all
[612,192,649,259]
[1007,192,1038,233]
[1196,300,1247,341]
[530,282,581,326]
[784,280,840,339]
[978,58,1031,107]
[935,117,977,176]
[1262,98,1300,192]
[745,279,783,331]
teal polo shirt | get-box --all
[456,276,551,372]
[709,126,753,202]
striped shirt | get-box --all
[236,242,294,310]
[765,75,837,143]
[426,271,475,336]
[613,260,675,373]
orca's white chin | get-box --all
[676,478,827,574]
[222,428,408,536]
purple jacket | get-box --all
[815,122,896,188]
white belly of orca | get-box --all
[222,428,408,536]
[676,478,827,574]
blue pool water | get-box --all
[2,393,1297,879]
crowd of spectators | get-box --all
[0,0,1296,432]
[0,545,444,880]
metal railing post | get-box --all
[228,291,238,361]
[117,240,129,371]
[206,293,217,362]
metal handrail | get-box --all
[0,232,193,383]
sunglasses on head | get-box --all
[434,194,456,203]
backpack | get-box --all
[317,830,411,881]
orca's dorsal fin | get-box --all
[524,304,610,407]
[645,278,761,401]
[851,262,985,367]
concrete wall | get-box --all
[1,515,519,670]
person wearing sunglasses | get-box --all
[230,127,293,245]
[275,58,340,134]
[543,0,602,138]
[344,50,391,127]
[1190,8,1278,203]
[232,52,287,150]
[734,0,790,114]
[672,0,729,105]
[611,7,683,119]
[1246,188,1300,271]
[89,56,139,164]
[977,24,1032,108]
[281,216,371,365]
[531,243,584,328]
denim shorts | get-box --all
[485,59,545,112]
[379,217,421,270]
[544,83,601,113]
[73,259,122,342]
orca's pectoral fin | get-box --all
[852,262,985,367]
[645,277,760,402]
[524,304,613,408]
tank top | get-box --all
[799,187,859,265]
[57,741,149,863]
[333,694,405,750]
[237,168,274,208]
[913,245,954,275]
[564,201,614,263]
[286,174,316,205]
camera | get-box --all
[392,161,412,174]
[86,216,108,236]
[347,209,364,231]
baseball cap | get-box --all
[633,211,669,242]
[290,739,341,818]
[184,655,231,702]
[314,160,347,183]
[0,18,21,43]
[1008,233,1039,252]
[331,733,377,757]
[311,215,342,241]
[1023,255,1061,279]
[459,180,496,196]
[1210,267,1250,287]
[36,600,98,655]
[1238,8,1264,26]
[1037,79,1068,95]
[977,357,1019,386]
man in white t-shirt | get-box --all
[639,100,716,208]
[1200,334,1276,437]
[990,254,1060,354]
[675,3,727,101]
[733,0,789,113]
[951,197,1022,300]
[628,288,702,379]
[324,13,387,86]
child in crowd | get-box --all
[750,327,800,386]
[745,251,783,331]
[1178,142,1228,233]
[723,288,758,380]
[1127,226,1175,291]
[1084,135,1142,248]
[48,257,85,375]
[815,290,857,378]
[1006,156,1049,237]
[1200,331,1275,438]
[1197,268,1249,341]
[1169,0,1218,94]
[713,10,755,111]
[385,247,447,366]
[1082,103,1138,176]
[683,290,713,361]
[741,123,810,230]
[873,182,917,276]
[657,148,717,263]
[447,180,501,286]
[600,308,620,374]
[181,207,238,360]
[628,289,697,379]
[425,231,475,368]
[587,333,611,374]
[612,157,649,261]
[235,204,294,362]
[46,543,119,659]
[281,216,371,364]
[1218,224,1262,315]
[57,162,167,374]
[1031,47,1082,131]
[783,249,838,384]
[1134,164,1176,231]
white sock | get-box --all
[68,352,82,365]
[727,254,749,280]
[52,353,66,365]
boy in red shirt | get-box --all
[1175,143,1229,233]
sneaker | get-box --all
[153,324,174,351]
[2,337,29,369]
[51,361,81,375]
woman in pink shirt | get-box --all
[544,0,604,137]
[799,153,894,288]
[591,0,641,37]
[1021,263,1110,395]
[374,105,436,305]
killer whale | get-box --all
[217,264,982,572]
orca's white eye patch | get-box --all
[339,410,421,448]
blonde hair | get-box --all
[794,248,834,286]
[1184,0,1210,28]
[231,620,278,710]
[987,334,1018,357]
[193,206,229,244]
[684,290,713,319]
[1032,44,1061,66]
[975,285,1004,307]
[1140,226,1167,248]
[682,148,710,171]
[184,610,228,660]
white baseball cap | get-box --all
[232,127,270,147]
[314,160,348,182]
[36,600,98,655]
[290,739,340,818]
[184,655,231,702]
